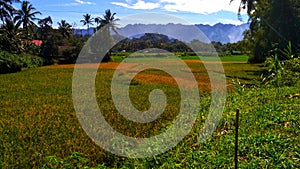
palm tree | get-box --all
[38,16,52,28]
[94,17,100,27]
[14,1,41,38]
[97,9,119,34]
[80,13,93,36]
[37,16,53,40]
[0,0,20,24]
[97,9,119,62]
[58,20,72,39]
[0,17,22,53]
[94,17,101,33]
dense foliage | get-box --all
[0,51,43,73]
[262,43,300,86]
[0,1,122,66]
[112,33,243,56]
[236,0,300,63]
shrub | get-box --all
[284,57,300,72]
[0,51,44,74]
[61,48,78,64]
[262,51,299,87]
[19,53,44,68]
[0,51,22,73]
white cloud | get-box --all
[75,0,94,5]
[217,18,245,25]
[59,0,96,6]
[111,0,160,10]
[160,0,244,14]
[111,0,246,14]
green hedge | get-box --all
[0,51,44,74]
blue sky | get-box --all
[13,0,249,28]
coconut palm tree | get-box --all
[0,0,20,24]
[94,17,100,27]
[14,1,41,38]
[37,16,53,40]
[38,16,52,28]
[94,17,101,33]
[97,9,119,34]
[58,20,72,39]
[0,17,22,53]
[97,9,119,62]
[80,13,93,36]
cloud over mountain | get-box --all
[76,23,249,44]
[111,0,246,14]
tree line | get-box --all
[0,0,118,64]
[112,33,245,56]
[0,0,299,65]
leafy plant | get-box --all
[279,41,293,60]
[0,51,43,74]
[262,43,299,86]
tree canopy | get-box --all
[80,14,93,35]
[14,1,41,38]
[235,0,300,62]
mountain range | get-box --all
[74,23,249,44]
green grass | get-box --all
[186,61,264,84]
[180,54,249,62]
[112,54,249,63]
[0,63,299,168]
[220,55,249,62]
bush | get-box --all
[0,52,22,73]
[0,51,44,74]
[262,55,299,87]
[261,42,300,86]
[19,53,44,68]
[61,48,78,64]
[284,57,300,72]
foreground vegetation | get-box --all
[0,51,43,73]
[0,61,299,168]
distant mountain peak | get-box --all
[74,23,250,44]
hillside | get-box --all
[74,23,249,44]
